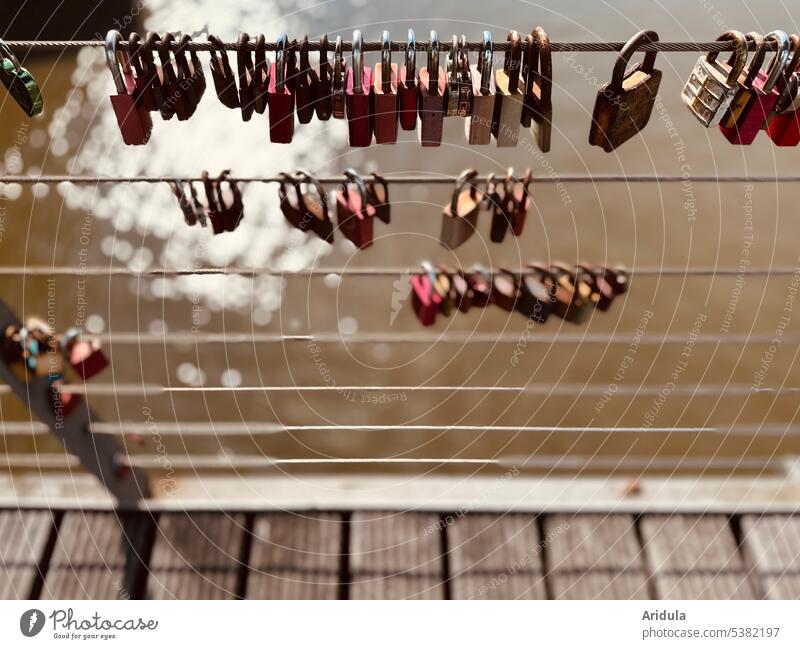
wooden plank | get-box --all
[741,515,800,599]
[146,512,244,599]
[246,513,342,599]
[451,573,546,599]
[655,572,757,599]
[641,515,743,572]
[761,575,800,599]
[0,509,54,599]
[349,512,444,599]
[545,514,648,600]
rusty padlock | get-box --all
[295,36,319,124]
[681,30,748,126]
[466,31,495,145]
[316,34,333,120]
[127,33,157,112]
[268,33,295,143]
[374,30,399,144]
[236,33,256,121]
[337,169,376,249]
[297,171,334,243]
[441,169,480,250]
[485,172,512,243]
[720,30,791,144]
[589,30,662,152]
[365,172,390,224]
[418,31,446,146]
[252,35,270,115]
[398,29,418,131]
[208,34,240,109]
[346,30,374,147]
[492,31,524,147]
[157,32,195,121]
[106,30,152,145]
[718,33,766,129]
[524,27,553,152]
[331,36,346,119]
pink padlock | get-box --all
[106,30,152,146]
[398,29,418,131]
[373,30,399,144]
[268,33,295,143]
[336,169,376,248]
[345,30,373,147]
[61,329,109,380]
[720,30,791,145]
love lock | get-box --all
[398,30,419,131]
[202,171,224,235]
[331,36,346,119]
[208,34,240,109]
[170,178,197,226]
[157,32,194,121]
[105,30,152,145]
[365,172,390,224]
[295,36,320,124]
[508,169,532,236]
[486,171,512,243]
[214,171,245,232]
[268,33,296,143]
[127,33,158,112]
[346,30,374,147]
[236,32,257,121]
[297,171,335,243]
[523,27,553,152]
[418,31,446,146]
[441,169,480,250]
[492,31,524,147]
[315,35,333,120]
[337,169,376,249]
[374,30,399,144]
[174,34,205,119]
[466,31,495,145]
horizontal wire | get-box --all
[3,39,779,53]
[0,453,789,472]
[0,266,795,278]
[0,174,797,185]
[87,331,800,345]
[0,383,796,397]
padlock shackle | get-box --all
[296,169,331,222]
[458,35,470,78]
[533,26,552,99]
[381,30,392,91]
[428,30,440,90]
[0,38,22,73]
[448,168,479,216]
[608,30,659,95]
[201,171,220,213]
[343,168,368,215]
[448,35,459,84]
[405,29,416,84]
[105,30,128,95]
[352,30,364,93]
[761,30,791,93]
[319,34,331,86]
[275,32,288,91]
[706,30,747,85]
[741,33,766,87]
[503,31,522,93]
[479,31,493,95]
[333,36,345,91]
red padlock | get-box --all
[106,30,152,145]
[157,32,194,121]
[373,30,398,144]
[398,29,418,131]
[417,31,446,146]
[411,271,441,326]
[61,329,109,380]
[202,171,225,234]
[237,32,256,121]
[127,33,157,112]
[336,169,376,249]
[767,73,800,145]
[268,33,295,143]
[346,30,373,147]
[720,30,791,144]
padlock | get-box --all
[767,73,800,145]
[268,33,295,143]
[174,34,205,119]
[157,32,194,121]
[451,270,474,313]
[296,171,334,243]
[492,271,520,312]
[295,36,319,124]
[139,32,168,114]
[170,178,197,226]
[492,31,524,147]
[524,27,553,152]
[61,329,109,380]
[589,30,662,152]
[127,33,157,112]
[467,268,493,307]
[718,33,765,129]
[214,171,245,232]
[681,30,748,126]
[202,171,225,235]
[0,38,43,117]
[236,32,256,121]
[337,169,376,249]
[279,172,311,234]
[441,169,480,250]
[374,30,399,144]
[485,172,512,243]
[411,270,441,326]
[418,30,446,147]
[455,36,474,117]
[398,29,418,131]
[763,34,800,130]
[423,264,454,317]
[188,181,208,228]
[594,267,629,296]
[346,30,374,147]
[446,36,461,117]
[331,36,346,119]
[508,168,532,236]
[106,30,152,146]
[518,268,553,323]
[577,264,615,311]
[365,172,390,224]
[466,31,495,145]
[720,30,790,145]
[549,264,594,324]
[251,35,270,115]
[316,35,333,120]
[208,34,240,109]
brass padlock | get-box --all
[589,30,662,152]
[719,33,766,129]
[523,26,553,152]
[491,31,524,147]
[681,30,748,126]
[441,169,480,250]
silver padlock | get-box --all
[681,30,748,126]
[446,35,461,117]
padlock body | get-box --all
[295,81,318,124]
[466,64,495,145]
[373,63,398,144]
[336,190,375,249]
[268,62,295,143]
[529,84,553,153]
[69,343,109,380]
[440,191,479,250]
[681,57,737,126]
[589,65,662,152]
[398,65,418,130]
[411,274,441,326]
[110,93,152,146]
[719,71,780,145]
[417,67,446,147]
[345,67,374,147]
[767,108,800,146]
[492,69,524,147]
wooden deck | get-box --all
[2,508,799,599]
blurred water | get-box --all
[2,0,800,490]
